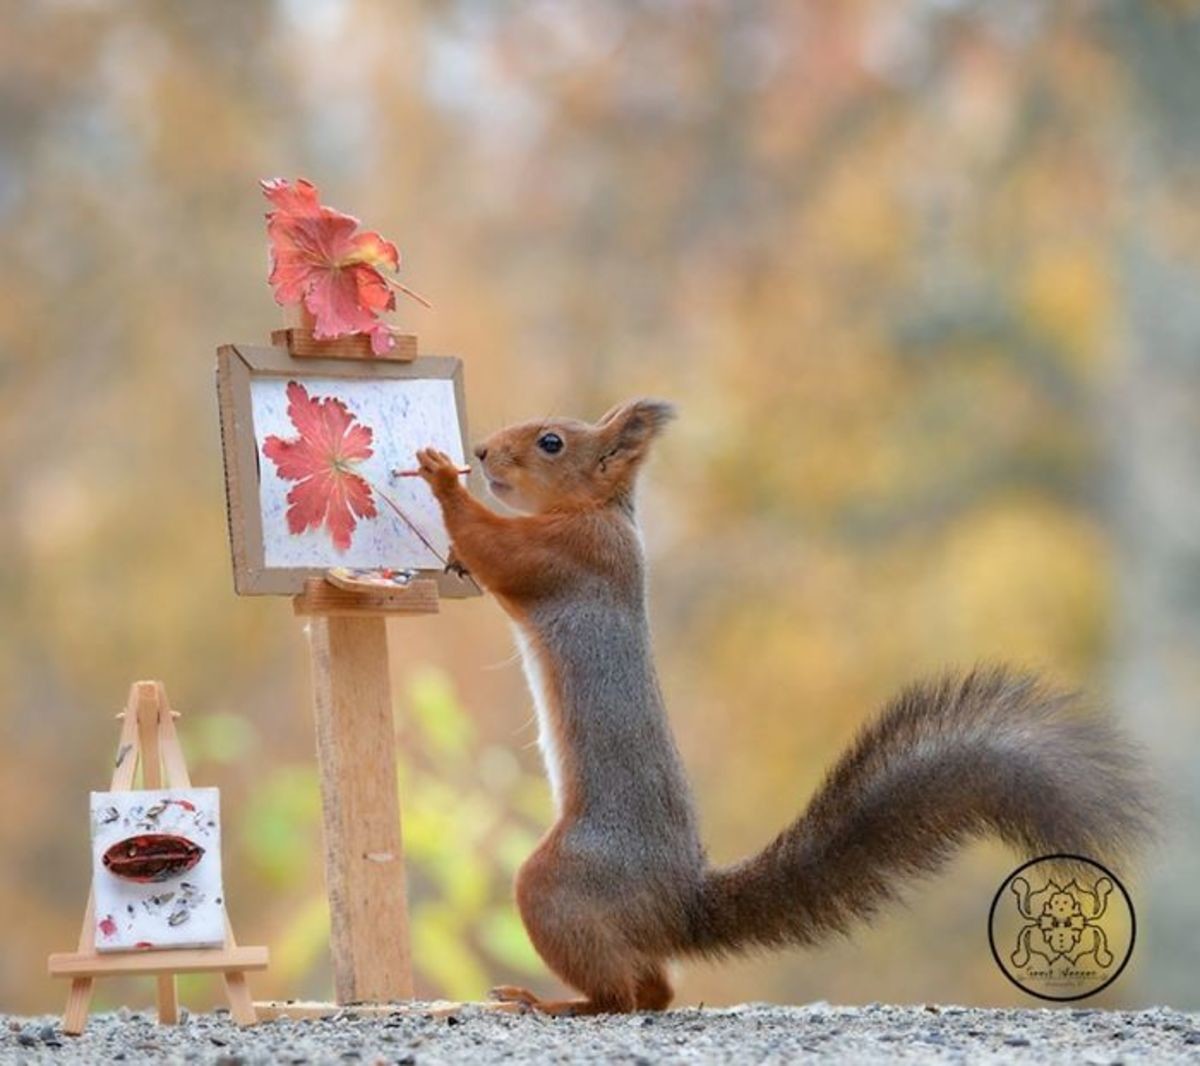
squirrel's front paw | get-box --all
[444,549,471,580]
[415,447,463,497]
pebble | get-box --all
[1,1004,1198,1063]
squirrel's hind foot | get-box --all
[489,985,586,1015]
[489,985,620,1016]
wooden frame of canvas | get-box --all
[215,342,478,598]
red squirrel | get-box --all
[414,398,1153,1015]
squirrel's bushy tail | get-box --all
[689,666,1154,957]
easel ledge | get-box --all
[49,946,268,979]
[294,576,439,617]
[270,328,417,362]
[254,999,523,1022]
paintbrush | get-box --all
[391,464,471,479]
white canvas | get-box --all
[90,788,225,953]
[250,375,464,569]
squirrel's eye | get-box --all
[537,432,564,455]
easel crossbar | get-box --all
[50,947,268,978]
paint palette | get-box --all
[325,566,418,593]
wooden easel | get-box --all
[226,317,510,1020]
[48,681,268,1034]
[249,317,433,1016]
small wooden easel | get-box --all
[48,681,268,1034]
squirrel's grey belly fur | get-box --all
[515,587,707,946]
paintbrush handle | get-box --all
[391,465,471,478]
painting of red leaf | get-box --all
[247,369,465,574]
[261,381,379,553]
[262,178,429,356]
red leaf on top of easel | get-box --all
[261,178,429,356]
[262,381,379,552]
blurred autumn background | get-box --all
[2,0,1198,1014]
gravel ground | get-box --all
[3,1003,1199,1065]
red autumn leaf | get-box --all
[262,381,378,552]
[261,177,428,356]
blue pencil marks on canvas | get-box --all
[250,375,464,569]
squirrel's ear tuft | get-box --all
[597,398,677,436]
[594,399,676,494]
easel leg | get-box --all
[223,971,257,1026]
[156,975,179,1025]
[135,684,181,1026]
[308,615,414,1003]
[62,978,94,1036]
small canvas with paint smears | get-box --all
[89,788,224,952]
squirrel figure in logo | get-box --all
[415,398,1153,1015]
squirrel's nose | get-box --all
[474,444,489,461]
